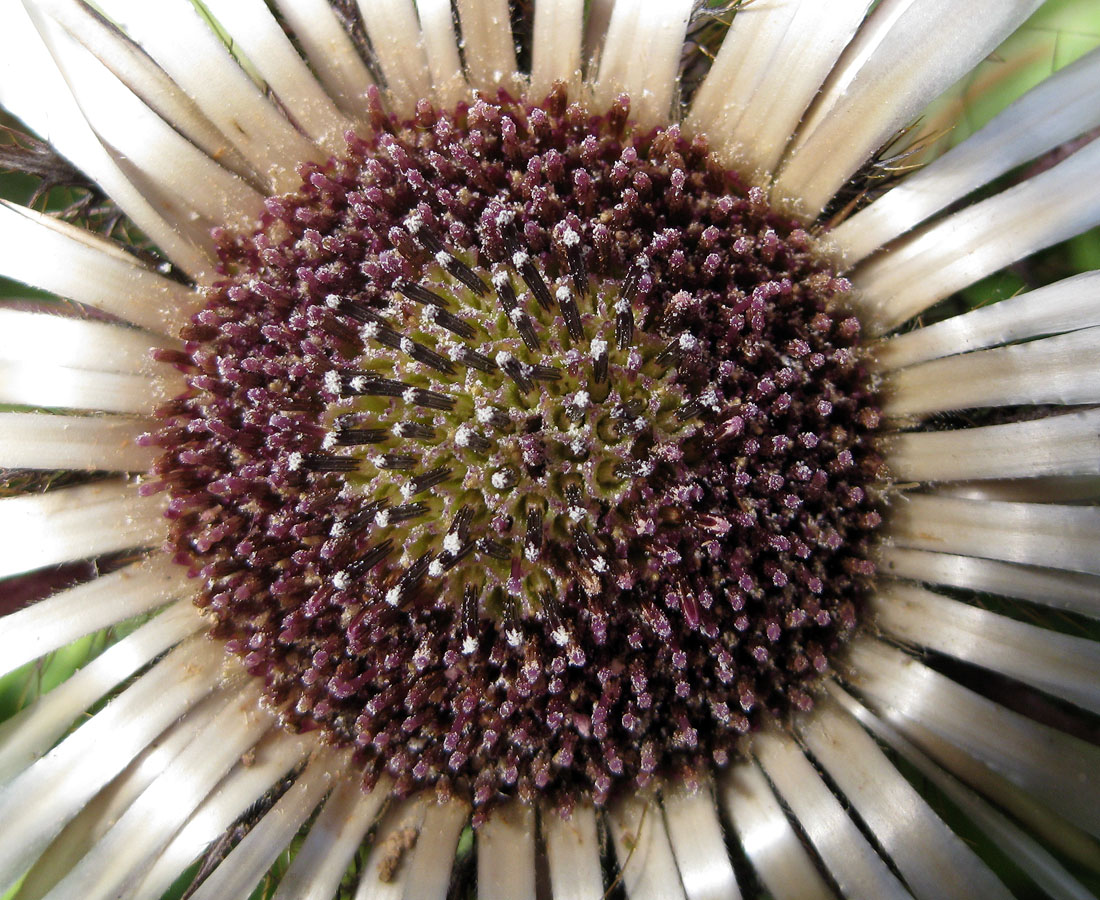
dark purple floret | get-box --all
[147,86,884,816]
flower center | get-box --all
[149,87,884,813]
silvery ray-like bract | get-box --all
[0,1,1099,899]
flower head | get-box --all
[1,2,1099,899]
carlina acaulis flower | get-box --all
[0,2,1099,900]
[143,85,883,816]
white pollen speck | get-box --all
[573,390,590,408]
[403,388,418,403]
[571,439,586,455]
[552,625,571,646]
[455,425,472,447]
[679,333,697,350]
[435,250,450,267]
[405,212,423,233]
[400,482,415,500]
[556,285,570,302]
[351,376,368,392]
[428,560,445,578]
[375,510,391,527]
[492,271,509,289]
[475,404,494,424]
[506,628,523,648]
[495,351,513,366]
[324,371,341,394]
[462,635,479,654]
[287,452,303,471]
[560,227,579,247]
[333,571,350,590]
[362,322,380,339]
[321,432,337,450]
[590,338,607,358]
[400,337,415,353]
[330,520,346,538]
[510,308,524,323]
[512,250,529,267]
[325,293,341,309]
[443,533,462,555]
[423,305,439,322]
[385,587,402,606]
[492,471,509,489]
[569,506,585,522]
[592,557,608,573]
[525,545,540,562]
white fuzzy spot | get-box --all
[492,271,510,289]
[475,404,494,424]
[512,250,529,268]
[443,533,462,555]
[590,338,607,359]
[555,285,570,302]
[287,452,303,472]
[455,425,472,447]
[506,628,523,648]
[492,471,510,489]
[525,545,540,562]
[592,557,608,573]
[333,571,350,591]
[573,390,590,408]
[400,337,415,353]
[385,587,402,606]
[324,371,341,395]
[361,321,380,339]
[350,376,368,392]
[569,506,585,522]
[321,432,337,450]
[679,333,697,350]
[405,211,423,233]
[560,227,579,247]
[428,560,445,578]
[435,250,450,267]
[330,520,347,539]
[495,351,513,367]
[325,293,341,309]
[403,388,418,403]
[552,625,571,646]
[375,510,391,527]
[462,635,479,655]
[400,482,416,500]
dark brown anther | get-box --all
[555,286,584,342]
[461,348,498,373]
[395,280,450,307]
[301,453,360,473]
[333,427,388,446]
[410,466,451,494]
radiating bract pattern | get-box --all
[0,2,1098,899]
